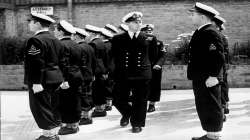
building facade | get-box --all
[0,0,250,46]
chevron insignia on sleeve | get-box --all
[28,45,41,55]
[209,44,216,51]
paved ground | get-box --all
[1,88,250,140]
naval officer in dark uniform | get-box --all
[25,13,67,140]
[141,24,167,113]
[111,11,158,133]
[187,2,225,140]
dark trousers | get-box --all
[59,86,81,123]
[80,81,94,111]
[92,76,110,106]
[192,80,223,132]
[221,73,229,108]
[28,84,60,130]
[113,79,150,127]
[148,69,162,102]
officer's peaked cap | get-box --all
[189,2,219,17]
[122,11,143,23]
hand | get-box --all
[32,84,44,94]
[153,65,161,70]
[102,74,108,80]
[60,81,70,89]
[205,76,219,87]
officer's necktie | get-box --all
[132,33,137,40]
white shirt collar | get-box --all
[35,29,49,35]
[198,23,212,30]
[59,36,71,40]
[128,30,140,39]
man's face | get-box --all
[28,20,39,32]
[190,12,202,26]
[128,20,142,32]
[53,25,62,38]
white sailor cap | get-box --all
[85,24,102,33]
[58,20,76,34]
[119,24,129,31]
[141,24,154,32]
[213,15,226,30]
[29,13,55,23]
[213,15,226,25]
[189,2,219,17]
[220,24,226,30]
[104,24,119,34]
[74,27,90,37]
[100,28,114,38]
[122,11,143,23]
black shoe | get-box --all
[120,116,129,127]
[132,126,142,133]
[105,105,112,111]
[58,126,79,135]
[147,104,155,113]
[79,118,93,125]
[192,135,220,140]
[91,110,107,117]
[224,107,229,114]
[36,135,59,140]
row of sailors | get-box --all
[25,11,166,140]
[24,3,228,139]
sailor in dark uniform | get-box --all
[85,25,108,117]
[111,11,158,133]
[100,27,115,111]
[212,15,230,118]
[141,24,167,113]
[187,2,225,140]
[73,27,96,125]
[25,13,67,140]
[54,20,86,135]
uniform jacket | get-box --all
[103,40,115,74]
[78,41,96,82]
[111,31,158,80]
[60,37,87,87]
[187,24,225,80]
[152,39,167,67]
[89,38,108,76]
[24,31,67,85]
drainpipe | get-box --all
[67,0,73,23]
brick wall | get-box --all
[10,1,250,47]
[0,65,250,90]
